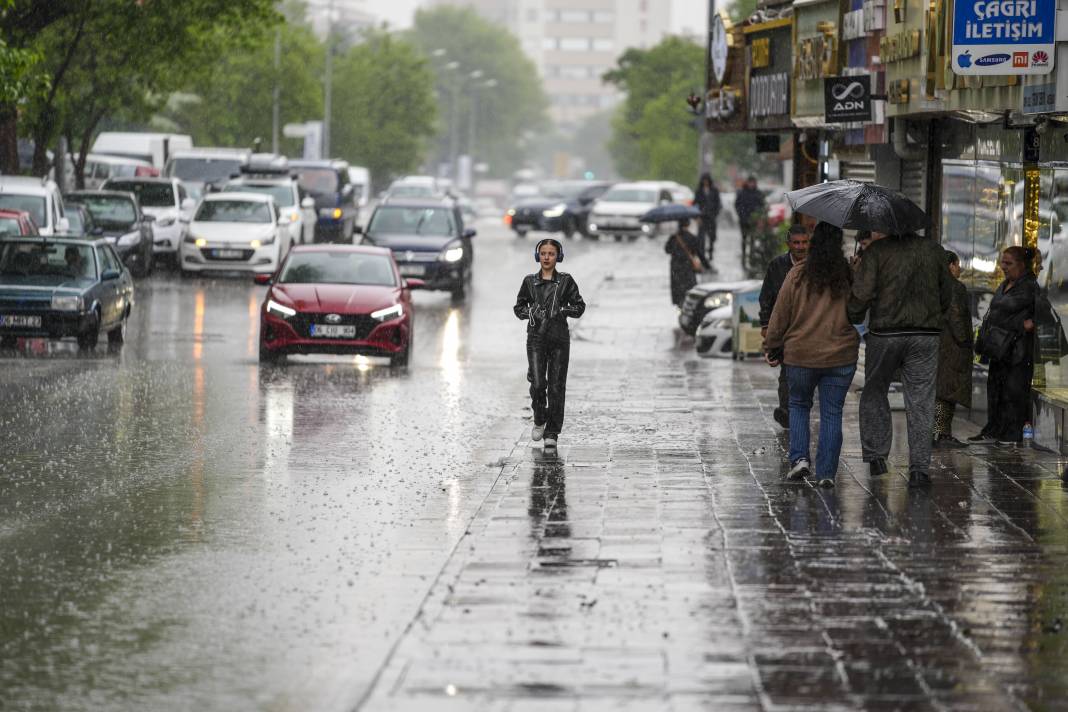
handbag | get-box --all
[976,320,1018,362]
[675,235,704,274]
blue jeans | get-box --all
[784,363,857,479]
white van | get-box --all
[347,166,372,207]
[165,148,251,199]
[91,132,193,169]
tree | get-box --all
[406,6,548,179]
[330,32,437,185]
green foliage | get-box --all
[331,32,438,185]
[604,36,704,186]
[0,38,46,105]
[406,5,548,178]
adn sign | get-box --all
[952,0,1056,75]
[824,75,872,123]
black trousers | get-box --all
[984,359,1033,441]
[527,334,570,438]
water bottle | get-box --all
[1023,422,1034,447]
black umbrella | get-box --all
[639,204,701,224]
[785,179,927,235]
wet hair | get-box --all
[698,172,713,188]
[855,230,872,243]
[800,222,851,299]
[678,218,691,229]
[787,224,808,238]
[943,249,960,266]
[1003,245,1036,275]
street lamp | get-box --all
[468,77,497,175]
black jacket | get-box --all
[513,270,586,341]
[986,273,1038,364]
[735,187,765,229]
[694,186,721,219]
[759,252,796,327]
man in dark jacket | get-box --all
[735,176,765,265]
[848,232,954,488]
[759,224,810,427]
[514,238,586,450]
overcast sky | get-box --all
[361,0,708,36]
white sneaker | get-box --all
[531,424,545,441]
[543,437,557,449]
[786,458,811,481]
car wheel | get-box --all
[695,337,712,354]
[390,332,411,369]
[562,218,575,239]
[259,342,283,363]
[107,315,126,345]
[515,228,528,238]
[78,311,101,351]
[450,280,466,303]
[0,336,17,349]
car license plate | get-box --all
[213,249,244,259]
[398,265,425,276]
[310,324,356,338]
[0,314,41,328]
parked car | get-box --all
[60,205,99,237]
[164,147,251,199]
[695,305,734,358]
[180,192,287,276]
[0,176,69,236]
[64,190,155,277]
[79,153,157,189]
[546,181,613,237]
[661,181,695,205]
[256,244,423,366]
[505,195,554,237]
[0,209,40,237]
[359,198,474,301]
[290,159,359,243]
[587,182,674,240]
[102,177,195,260]
[223,159,315,247]
[347,166,372,208]
[91,131,193,169]
[678,279,761,336]
[0,236,134,350]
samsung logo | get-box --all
[976,53,1010,66]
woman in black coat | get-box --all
[693,173,721,261]
[970,246,1038,445]
[933,250,973,448]
[665,218,711,307]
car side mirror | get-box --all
[462,228,477,239]
[253,273,273,285]
[91,226,105,236]
[354,225,363,234]
[143,214,156,222]
[301,196,315,209]
[404,278,426,290]
[181,198,196,212]
[56,217,70,232]
[101,269,121,281]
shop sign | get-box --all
[749,72,789,118]
[796,34,838,80]
[1022,82,1056,113]
[705,87,740,119]
[824,75,873,122]
[888,78,911,104]
[751,37,770,68]
[842,9,866,40]
[880,30,921,62]
[952,0,1056,75]
[710,14,730,85]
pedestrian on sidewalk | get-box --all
[933,250,973,448]
[735,176,765,267]
[847,231,953,488]
[764,222,859,488]
[693,173,721,263]
[970,246,1038,446]
[665,218,710,308]
[759,224,811,428]
[513,238,586,450]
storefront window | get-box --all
[1034,168,1068,398]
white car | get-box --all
[0,176,69,236]
[102,177,196,257]
[180,193,287,276]
[347,166,372,208]
[386,175,440,201]
[661,181,695,205]
[165,148,251,199]
[587,181,674,240]
[80,153,156,189]
[223,169,314,248]
[695,306,734,358]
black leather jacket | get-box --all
[758,253,796,327]
[987,273,1038,363]
[513,271,586,341]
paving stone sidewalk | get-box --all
[361,248,1068,711]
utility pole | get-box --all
[272,26,281,154]
[445,61,460,178]
[700,0,716,180]
[322,0,335,157]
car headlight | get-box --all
[640,223,652,233]
[506,208,516,216]
[266,299,296,319]
[319,208,343,219]
[542,203,566,218]
[51,295,83,311]
[371,303,403,322]
[118,231,140,246]
[441,246,464,263]
[251,234,276,248]
[588,222,598,231]
[703,293,732,310]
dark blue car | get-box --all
[0,237,134,350]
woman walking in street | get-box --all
[933,250,973,448]
[665,218,710,308]
[693,173,721,264]
[970,246,1038,446]
[764,222,859,487]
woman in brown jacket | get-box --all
[933,250,973,448]
[764,222,860,487]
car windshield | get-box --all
[106,181,174,208]
[367,206,455,236]
[70,195,137,228]
[0,217,23,236]
[600,188,657,203]
[0,195,46,226]
[278,251,396,286]
[0,242,97,281]
[167,157,243,183]
[294,168,339,195]
[223,183,294,207]
[390,185,435,198]
[196,200,272,223]
[65,211,86,234]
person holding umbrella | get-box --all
[787,179,953,488]
[664,218,710,307]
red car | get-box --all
[256,244,423,366]
[0,209,39,236]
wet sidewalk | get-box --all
[361,247,1068,711]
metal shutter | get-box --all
[900,160,926,209]
[840,161,876,183]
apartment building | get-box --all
[428,0,671,129]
